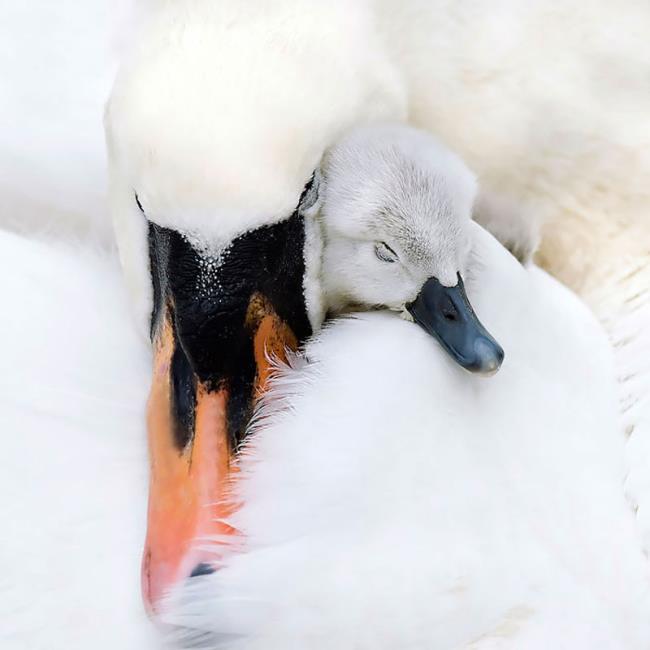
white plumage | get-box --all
[4,224,648,649]
[106,0,406,335]
[2,0,650,648]
[0,232,156,650]
[317,123,477,311]
[375,1,650,511]
[161,226,650,649]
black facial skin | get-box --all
[168,312,198,450]
[147,208,312,451]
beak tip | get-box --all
[472,338,504,376]
[408,276,505,378]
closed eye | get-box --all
[135,192,145,214]
[374,241,399,263]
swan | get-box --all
[103,0,649,633]
[314,122,505,375]
[4,0,650,648]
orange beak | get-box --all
[142,295,297,615]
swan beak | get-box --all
[142,298,299,616]
[142,312,234,616]
[407,274,504,376]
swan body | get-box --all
[0,231,156,649]
[4,224,647,649]
[164,226,650,648]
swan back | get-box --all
[0,232,156,649]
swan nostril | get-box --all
[443,310,457,322]
[190,562,215,578]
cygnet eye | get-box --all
[374,241,398,263]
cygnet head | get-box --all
[316,123,504,375]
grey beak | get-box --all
[407,274,504,376]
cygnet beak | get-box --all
[407,274,504,376]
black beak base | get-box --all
[407,275,504,376]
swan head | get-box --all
[104,1,408,616]
[317,124,504,375]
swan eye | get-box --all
[374,241,398,263]
[135,193,145,214]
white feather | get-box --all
[161,226,650,649]
[375,0,650,542]
[0,231,156,649]
[106,0,407,335]
[3,1,650,647]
